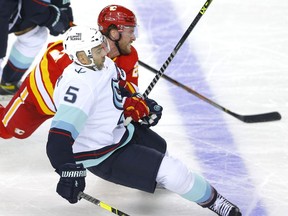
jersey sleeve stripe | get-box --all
[2,87,29,126]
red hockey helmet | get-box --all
[98,5,137,35]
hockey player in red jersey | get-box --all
[98,5,139,86]
[0,41,72,138]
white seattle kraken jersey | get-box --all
[52,56,128,156]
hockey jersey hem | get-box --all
[74,124,134,168]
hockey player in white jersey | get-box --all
[46,26,241,216]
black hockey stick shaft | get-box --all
[139,60,281,123]
[143,0,213,98]
[124,0,213,126]
[79,192,130,216]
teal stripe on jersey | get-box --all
[52,104,88,140]
[51,120,79,140]
[76,124,135,168]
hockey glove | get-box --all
[46,5,71,36]
[123,93,149,122]
[51,0,74,23]
[56,163,86,204]
[141,98,163,127]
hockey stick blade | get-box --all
[229,111,281,123]
[139,60,282,123]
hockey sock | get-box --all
[156,156,213,203]
[181,173,214,203]
[1,26,48,83]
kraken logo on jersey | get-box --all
[111,78,123,110]
[111,78,125,125]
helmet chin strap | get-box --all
[107,30,123,55]
[76,60,100,71]
[114,37,123,55]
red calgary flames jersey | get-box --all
[113,45,139,86]
[28,41,72,115]
[27,41,139,116]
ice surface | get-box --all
[1,0,288,215]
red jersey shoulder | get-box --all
[36,40,72,86]
[45,41,72,71]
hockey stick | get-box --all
[139,60,281,123]
[78,192,130,216]
[143,0,213,98]
[125,0,213,125]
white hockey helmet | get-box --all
[63,26,109,66]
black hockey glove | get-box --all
[141,98,163,127]
[51,0,74,23]
[46,5,71,36]
[56,163,86,204]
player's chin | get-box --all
[122,45,131,55]
[96,63,104,70]
[127,43,132,51]
[95,61,105,70]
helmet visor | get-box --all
[120,25,139,38]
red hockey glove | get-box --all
[123,94,149,122]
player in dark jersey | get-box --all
[0,0,73,96]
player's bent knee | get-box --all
[15,26,48,57]
[156,156,194,194]
[17,26,48,46]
